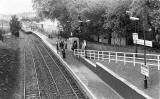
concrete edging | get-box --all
[78,56,154,99]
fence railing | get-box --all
[74,49,160,70]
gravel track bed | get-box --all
[24,45,40,98]
[22,33,89,99]
[29,38,60,99]
[32,38,76,99]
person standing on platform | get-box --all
[83,40,87,58]
[72,41,77,51]
[62,48,66,58]
[60,40,64,49]
[64,39,67,49]
[56,40,59,54]
[83,40,86,50]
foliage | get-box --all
[32,0,111,35]
[32,0,160,44]
[9,15,21,37]
[32,0,67,20]
[102,0,133,45]
[0,29,4,41]
[129,0,160,40]
[21,16,42,22]
[104,0,132,35]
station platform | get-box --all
[32,31,158,99]
[32,31,124,99]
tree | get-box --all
[129,0,160,40]
[9,15,21,37]
[32,0,68,20]
[77,0,111,41]
[103,0,132,45]
[33,0,139,42]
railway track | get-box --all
[23,39,41,99]
[23,32,88,99]
[33,37,89,99]
[32,36,88,99]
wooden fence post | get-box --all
[109,52,110,63]
[116,52,117,63]
[102,51,104,61]
[133,53,135,66]
[94,51,96,60]
[124,53,126,65]
[158,55,160,70]
[98,51,99,60]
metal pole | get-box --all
[143,3,147,89]
[143,23,146,66]
[136,40,137,56]
[2,20,3,30]
[135,21,137,57]
[1,19,4,41]
[58,31,59,39]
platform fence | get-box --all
[74,49,160,70]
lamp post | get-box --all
[126,0,149,88]
[130,17,139,57]
[0,18,4,41]
[78,18,90,38]
[67,21,72,37]
[126,11,139,56]
[143,2,148,89]
[78,17,90,58]
[2,20,3,31]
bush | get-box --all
[0,29,4,41]
[9,15,21,37]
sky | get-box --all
[0,0,35,15]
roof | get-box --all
[38,19,54,25]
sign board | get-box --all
[134,39,152,47]
[132,33,138,41]
[141,64,149,77]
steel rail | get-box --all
[33,38,63,99]
[23,46,26,99]
[36,39,80,99]
[28,39,42,99]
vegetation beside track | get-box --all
[0,35,20,99]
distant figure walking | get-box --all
[0,30,4,42]
[60,40,64,49]
[72,41,77,51]
[56,41,59,53]
[64,39,67,49]
[82,40,86,50]
[62,48,66,58]
[82,40,87,58]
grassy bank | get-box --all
[0,35,20,99]
[87,41,159,54]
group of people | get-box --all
[56,39,67,58]
[56,39,87,58]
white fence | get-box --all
[74,49,160,70]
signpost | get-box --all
[132,33,138,41]
[134,39,152,47]
[132,33,138,56]
[141,64,149,77]
[132,33,152,47]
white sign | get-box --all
[134,39,152,47]
[132,33,138,40]
[141,64,149,77]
